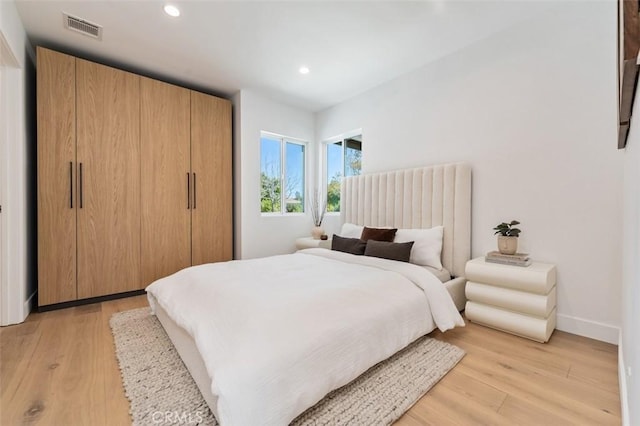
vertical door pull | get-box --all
[69,162,73,208]
[79,163,83,209]
[187,173,190,209]
[193,173,196,209]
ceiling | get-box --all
[15,1,552,112]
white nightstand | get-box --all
[464,257,557,343]
[295,237,332,250]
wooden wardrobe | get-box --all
[37,47,232,307]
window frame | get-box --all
[322,129,362,215]
[260,131,308,217]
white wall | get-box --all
[0,0,35,325]
[234,90,316,259]
[621,71,640,425]
[317,2,622,343]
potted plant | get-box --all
[309,190,326,240]
[493,220,521,255]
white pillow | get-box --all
[394,226,444,270]
[339,223,364,239]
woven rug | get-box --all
[110,308,464,426]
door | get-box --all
[191,92,232,265]
[36,48,77,305]
[140,77,191,285]
[75,59,141,298]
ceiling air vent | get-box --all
[63,13,102,40]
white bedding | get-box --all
[146,248,464,426]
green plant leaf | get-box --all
[494,221,522,236]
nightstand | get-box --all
[295,237,332,250]
[464,257,557,343]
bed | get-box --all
[146,162,472,426]
[340,162,471,311]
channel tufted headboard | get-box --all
[341,162,472,278]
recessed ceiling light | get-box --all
[299,66,310,75]
[164,4,180,17]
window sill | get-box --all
[260,213,307,218]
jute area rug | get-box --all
[110,308,465,426]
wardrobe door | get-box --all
[191,92,233,265]
[37,47,77,305]
[140,78,191,285]
[75,59,141,298]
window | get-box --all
[260,132,306,214]
[325,134,362,212]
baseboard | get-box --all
[37,289,145,312]
[556,314,619,344]
[23,291,36,318]
[619,335,630,426]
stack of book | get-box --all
[485,251,531,267]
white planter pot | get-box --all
[497,236,518,255]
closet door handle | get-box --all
[193,173,196,209]
[79,163,83,209]
[69,162,73,208]
[187,173,190,209]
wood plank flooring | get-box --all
[1,295,620,425]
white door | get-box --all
[0,30,21,325]
[0,63,4,322]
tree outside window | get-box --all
[260,133,306,214]
[326,136,362,212]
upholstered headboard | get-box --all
[341,162,471,278]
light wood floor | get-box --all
[1,295,620,425]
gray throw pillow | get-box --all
[331,235,367,255]
[364,240,414,262]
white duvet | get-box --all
[146,248,464,426]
